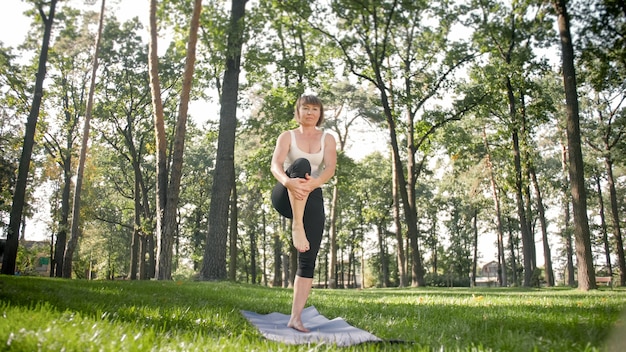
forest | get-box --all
[0,0,624,292]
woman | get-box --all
[270,95,337,332]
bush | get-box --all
[424,272,471,287]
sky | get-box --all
[1,1,147,47]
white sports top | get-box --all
[285,129,326,178]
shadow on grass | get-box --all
[0,276,283,337]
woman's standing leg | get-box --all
[288,276,314,332]
[271,158,325,332]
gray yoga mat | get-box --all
[241,306,382,346]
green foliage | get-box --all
[178,126,218,270]
[424,272,471,287]
[576,0,626,91]
[1,277,625,351]
[0,44,29,222]
[15,242,49,276]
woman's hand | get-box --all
[285,174,316,200]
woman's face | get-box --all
[297,103,321,126]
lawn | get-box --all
[1,276,624,351]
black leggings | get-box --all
[271,158,325,279]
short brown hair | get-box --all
[294,95,324,127]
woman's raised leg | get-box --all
[288,190,310,252]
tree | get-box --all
[467,0,562,286]
[2,0,59,275]
[200,0,248,280]
[577,0,626,286]
[559,136,576,286]
[94,16,156,279]
[177,126,217,275]
[148,0,168,280]
[322,82,375,288]
[62,0,106,278]
[39,6,94,277]
[553,0,596,290]
[149,0,203,280]
[358,152,393,287]
[483,127,508,286]
[309,0,473,287]
[0,45,29,228]
[584,89,625,286]
[520,76,561,287]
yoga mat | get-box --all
[241,306,382,346]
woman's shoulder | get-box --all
[275,130,292,146]
[278,130,293,138]
[322,130,336,142]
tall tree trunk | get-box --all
[520,95,537,273]
[262,209,268,286]
[201,0,248,280]
[282,253,290,288]
[49,84,78,277]
[522,167,536,273]
[63,0,105,278]
[506,77,535,287]
[471,209,478,288]
[322,250,327,285]
[250,227,257,284]
[604,156,625,286]
[376,225,387,287]
[391,151,407,287]
[129,169,141,280]
[148,0,168,281]
[326,104,355,289]
[136,168,152,280]
[229,182,238,281]
[553,0,596,290]
[139,233,148,279]
[529,165,555,286]
[483,127,507,286]
[507,217,518,285]
[429,216,438,276]
[272,217,283,287]
[140,163,153,279]
[289,246,297,287]
[512,128,533,286]
[127,131,146,280]
[593,97,624,285]
[387,118,425,286]
[560,141,576,286]
[53,159,72,277]
[2,0,58,275]
[594,174,613,279]
[403,108,426,287]
[154,0,202,280]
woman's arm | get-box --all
[306,133,337,189]
[270,131,291,186]
[271,131,312,201]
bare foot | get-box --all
[292,224,310,252]
[287,319,310,333]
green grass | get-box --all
[1,276,625,351]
